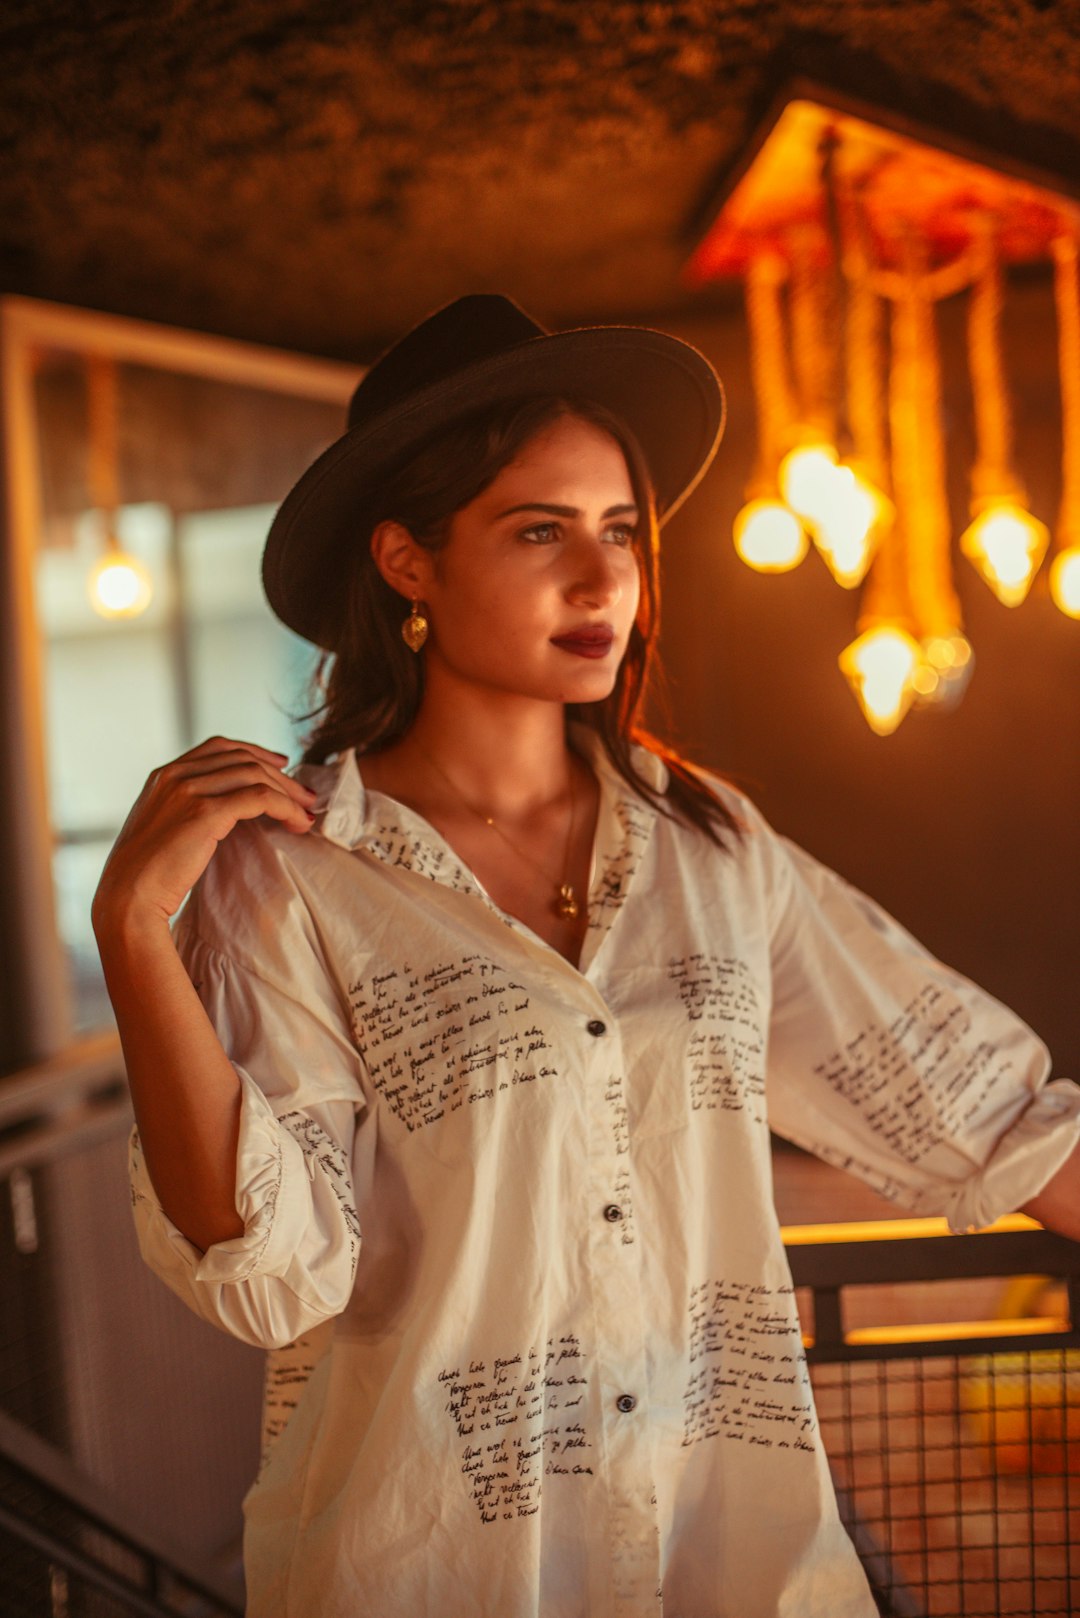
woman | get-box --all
[92,295,1080,1618]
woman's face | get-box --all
[418,413,643,707]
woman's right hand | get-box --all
[91,736,319,935]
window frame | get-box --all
[0,294,357,1071]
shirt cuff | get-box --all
[946,1078,1080,1233]
[129,1067,311,1284]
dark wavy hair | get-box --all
[296,395,742,849]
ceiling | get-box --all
[4,1,1080,362]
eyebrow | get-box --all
[494,502,640,520]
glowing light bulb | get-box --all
[778,443,840,528]
[733,499,808,572]
[1050,546,1080,619]
[960,503,1048,607]
[814,466,891,588]
[87,551,153,618]
[839,625,921,736]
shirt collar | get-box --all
[294,724,668,858]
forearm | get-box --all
[93,904,245,1252]
[1020,1138,1080,1242]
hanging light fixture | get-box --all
[685,88,1078,734]
[85,355,152,620]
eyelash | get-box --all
[519,522,637,547]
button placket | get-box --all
[578,993,661,1610]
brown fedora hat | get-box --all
[262,294,725,650]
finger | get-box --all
[212,783,317,832]
[180,761,317,807]
[162,747,317,799]
[184,735,291,765]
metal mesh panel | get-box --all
[813,1351,1080,1616]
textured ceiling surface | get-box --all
[4,0,1080,360]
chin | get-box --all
[554,672,620,705]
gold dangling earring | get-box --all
[402,598,429,652]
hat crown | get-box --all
[347,295,546,431]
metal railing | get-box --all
[1,1035,258,1618]
[785,1218,1080,1617]
[1,1412,242,1617]
[0,1031,130,1180]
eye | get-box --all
[519,522,559,545]
[603,523,637,548]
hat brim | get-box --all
[262,325,725,650]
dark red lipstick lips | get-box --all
[551,626,615,659]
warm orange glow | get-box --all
[733,498,808,571]
[923,633,974,671]
[960,502,1049,606]
[686,90,1079,723]
[915,631,975,706]
[813,465,892,587]
[839,625,921,735]
[87,550,153,618]
[849,1317,1071,1346]
[962,1348,1080,1476]
[778,442,839,528]
[1050,545,1080,617]
[778,447,889,586]
[684,96,1072,286]
[779,1212,1040,1245]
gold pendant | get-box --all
[555,884,580,920]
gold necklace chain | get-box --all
[415,744,582,921]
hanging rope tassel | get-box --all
[882,235,961,642]
[788,225,835,441]
[1053,233,1080,549]
[845,199,890,495]
[1050,231,1080,616]
[968,221,1025,510]
[745,253,796,487]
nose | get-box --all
[566,540,624,609]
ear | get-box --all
[370,520,437,602]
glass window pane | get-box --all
[180,506,319,752]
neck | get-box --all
[405,671,577,819]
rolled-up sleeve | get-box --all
[129,915,364,1350]
[750,804,1080,1231]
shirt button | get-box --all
[586,1019,607,1037]
[603,1204,623,1222]
[616,1393,637,1414]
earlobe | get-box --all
[370,519,433,601]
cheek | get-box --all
[426,573,542,665]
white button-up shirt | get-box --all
[129,732,1080,1618]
